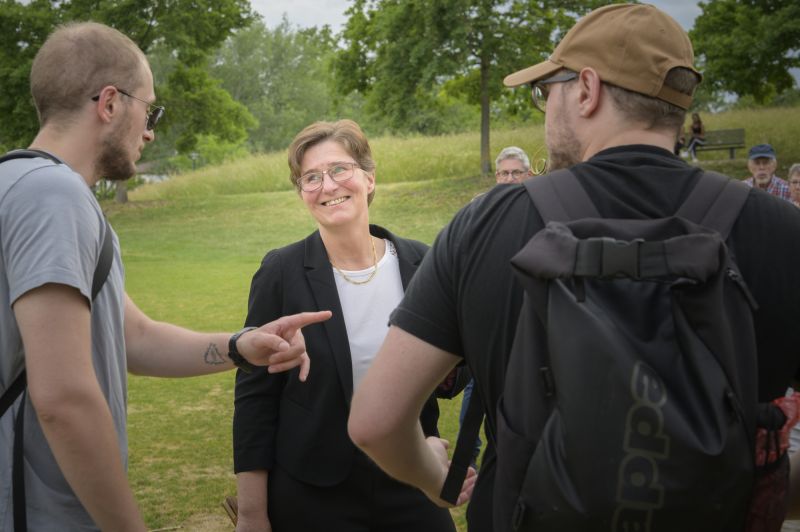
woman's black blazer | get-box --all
[233,224,438,487]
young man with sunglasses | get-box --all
[349,4,800,531]
[0,22,330,531]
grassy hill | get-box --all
[113,106,800,530]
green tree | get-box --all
[334,0,598,174]
[0,0,60,151]
[690,0,800,104]
[211,18,340,153]
[0,0,255,154]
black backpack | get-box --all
[496,168,766,532]
[0,149,114,532]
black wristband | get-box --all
[228,326,258,373]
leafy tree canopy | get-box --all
[0,0,254,153]
[333,0,598,173]
[211,18,341,152]
[691,0,800,104]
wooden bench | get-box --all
[694,128,746,159]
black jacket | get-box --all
[233,224,436,486]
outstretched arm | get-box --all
[348,325,476,507]
[124,294,330,378]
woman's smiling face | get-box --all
[299,139,375,229]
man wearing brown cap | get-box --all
[348,4,800,531]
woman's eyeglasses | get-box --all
[297,162,360,192]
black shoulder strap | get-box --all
[0,148,62,165]
[440,385,484,505]
[524,168,600,223]
[12,392,26,531]
[93,218,114,300]
[0,371,27,419]
[676,170,751,239]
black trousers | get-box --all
[268,451,456,532]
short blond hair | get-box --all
[288,119,376,204]
[30,21,148,126]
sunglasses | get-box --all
[91,87,165,131]
[531,71,579,113]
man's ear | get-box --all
[93,86,119,126]
[576,68,602,118]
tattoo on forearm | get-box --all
[204,343,226,365]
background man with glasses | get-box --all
[348,4,800,531]
[744,143,791,200]
[0,22,329,531]
[494,146,533,184]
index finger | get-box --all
[275,310,332,332]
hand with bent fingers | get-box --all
[236,310,332,381]
[424,436,478,508]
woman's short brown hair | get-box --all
[30,22,148,126]
[288,119,377,205]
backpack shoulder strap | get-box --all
[524,168,600,223]
[0,371,26,419]
[440,385,484,505]
[0,149,62,165]
[676,170,751,239]
[92,218,114,300]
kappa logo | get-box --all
[613,362,670,532]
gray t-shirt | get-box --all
[0,155,127,531]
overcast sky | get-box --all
[249,0,704,32]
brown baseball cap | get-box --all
[503,3,701,110]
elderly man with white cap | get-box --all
[347,4,800,532]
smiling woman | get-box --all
[230,119,456,532]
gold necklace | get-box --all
[330,237,378,285]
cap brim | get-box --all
[749,154,776,160]
[504,60,562,88]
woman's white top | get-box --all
[332,239,404,391]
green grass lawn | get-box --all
[113,108,800,530]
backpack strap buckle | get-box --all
[576,237,643,279]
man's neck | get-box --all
[577,109,676,162]
[29,126,99,187]
[581,129,675,162]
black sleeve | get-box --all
[390,202,475,358]
[732,192,800,400]
[232,250,288,473]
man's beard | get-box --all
[754,173,772,188]
[546,122,582,172]
[96,125,136,182]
